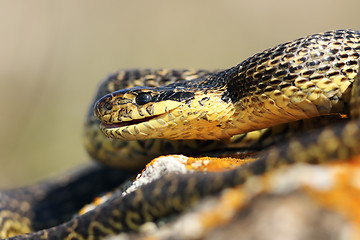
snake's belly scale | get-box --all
[2,29,360,239]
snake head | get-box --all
[94,86,196,140]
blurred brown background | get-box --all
[1,0,360,187]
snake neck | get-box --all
[209,30,359,132]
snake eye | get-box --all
[104,103,112,111]
[135,92,152,105]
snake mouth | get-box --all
[100,115,159,129]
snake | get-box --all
[2,29,360,239]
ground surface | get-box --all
[95,154,360,240]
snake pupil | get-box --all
[135,92,152,105]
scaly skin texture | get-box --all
[0,165,136,239]
[3,29,360,239]
[96,29,357,141]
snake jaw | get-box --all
[99,109,182,140]
[95,87,196,140]
[96,100,182,137]
[99,115,159,129]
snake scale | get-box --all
[2,29,360,239]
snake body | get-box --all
[3,29,360,239]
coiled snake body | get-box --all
[3,29,360,239]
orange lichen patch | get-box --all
[138,154,257,177]
[184,156,256,172]
[78,192,112,215]
[141,237,160,240]
[305,155,360,239]
[199,187,246,231]
[142,153,257,174]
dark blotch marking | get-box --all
[342,68,354,74]
[261,75,272,81]
[289,65,303,73]
[256,65,266,72]
[278,62,290,69]
[338,53,349,59]
[317,65,331,72]
[307,60,321,68]
[199,96,210,106]
[272,51,284,59]
[334,62,345,69]
[258,82,267,90]
[323,56,336,63]
[326,71,340,78]
[274,70,288,78]
[263,86,276,93]
[269,79,282,85]
[351,52,360,58]
[310,74,323,80]
[301,70,314,77]
[346,60,358,66]
[296,56,308,64]
[264,67,277,75]
[253,72,262,79]
[343,46,352,52]
[269,59,280,66]
[328,48,339,54]
[287,47,298,53]
[283,74,298,81]
[279,82,292,89]
[283,53,295,61]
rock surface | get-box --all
[103,155,360,240]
